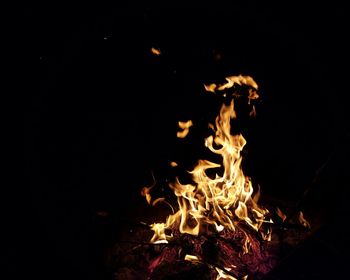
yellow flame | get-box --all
[147,98,269,247]
[177,120,193,138]
[142,75,273,280]
[151,47,161,56]
[204,83,217,93]
[150,223,170,244]
[141,186,152,205]
[184,254,200,262]
[204,75,259,107]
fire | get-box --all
[276,207,287,222]
[298,211,311,229]
[143,75,273,278]
[141,75,278,280]
[151,47,161,56]
[141,172,156,205]
[184,254,200,262]
[177,120,193,138]
[215,267,238,280]
[204,75,258,97]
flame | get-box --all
[247,88,259,103]
[177,120,193,138]
[204,75,258,91]
[215,267,238,280]
[298,211,311,229]
[141,186,153,205]
[142,75,274,280]
[249,105,256,117]
[141,172,156,205]
[146,93,270,248]
[276,207,287,222]
[204,83,217,93]
[204,75,259,107]
[151,47,161,56]
[184,254,200,262]
[184,255,241,280]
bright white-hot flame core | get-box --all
[145,75,270,253]
[215,267,238,280]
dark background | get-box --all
[19,3,349,280]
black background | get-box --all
[19,3,349,280]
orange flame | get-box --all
[141,172,156,205]
[204,75,258,91]
[145,82,271,246]
[151,47,161,56]
[177,120,193,138]
[204,83,217,93]
[298,211,311,229]
[204,75,259,105]
[249,105,256,118]
[276,207,287,222]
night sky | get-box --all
[20,4,349,280]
